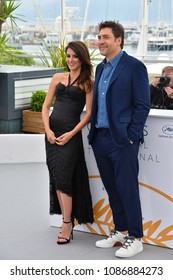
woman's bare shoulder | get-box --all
[52,72,68,82]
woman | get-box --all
[42,41,94,245]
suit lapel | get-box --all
[91,63,103,117]
[108,52,127,89]
[93,63,103,101]
[94,64,103,88]
[94,51,128,97]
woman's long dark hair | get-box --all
[65,41,93,92]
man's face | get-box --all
[98,27,122,61]
[163,71,173,87]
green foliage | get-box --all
[56,38,67,70]
[0,0,25,57]
[37,43,58,68]
[0,32,11,55]
[0,48,35,65]
[88,46,101,66]
[2,0,25,28]
[30,90,55,112]
[37,38,68,71]
[30,90,47,112]
[37,38,100,71]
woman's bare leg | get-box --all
[56,190,64,217]
[57,191,73,243]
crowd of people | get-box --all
[42,20,172,258]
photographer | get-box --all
[150,66,173,109]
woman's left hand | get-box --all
[56,132,73,146]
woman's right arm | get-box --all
[42,73,61,143]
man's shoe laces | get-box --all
[121,236,135,249]
[106,229,118,239]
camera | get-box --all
[157,76,170,89]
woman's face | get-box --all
[66,48,82,71]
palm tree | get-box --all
[0,0,24,55]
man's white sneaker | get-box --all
[95,230,126,248]
[115,236,143,258]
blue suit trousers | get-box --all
[91,128,143,238]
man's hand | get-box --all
[164,86,173,98]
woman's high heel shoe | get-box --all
[59,217,64,234]
[57,220,73,245]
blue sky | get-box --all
[16,0,173,27]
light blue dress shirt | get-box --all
[96,50,123,128]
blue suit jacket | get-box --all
[88,51,150,147]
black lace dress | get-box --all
[45,75,94,224]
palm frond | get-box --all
[36,37,67,70]
[3,0,26,28]
[0,32,12,55]
[56,38,68,71]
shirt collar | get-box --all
[102,50,123,68]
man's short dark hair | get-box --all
[98,20,124,49]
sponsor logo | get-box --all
[162,125,173,135]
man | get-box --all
[150,66,173,109]
[88,20,150,258]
